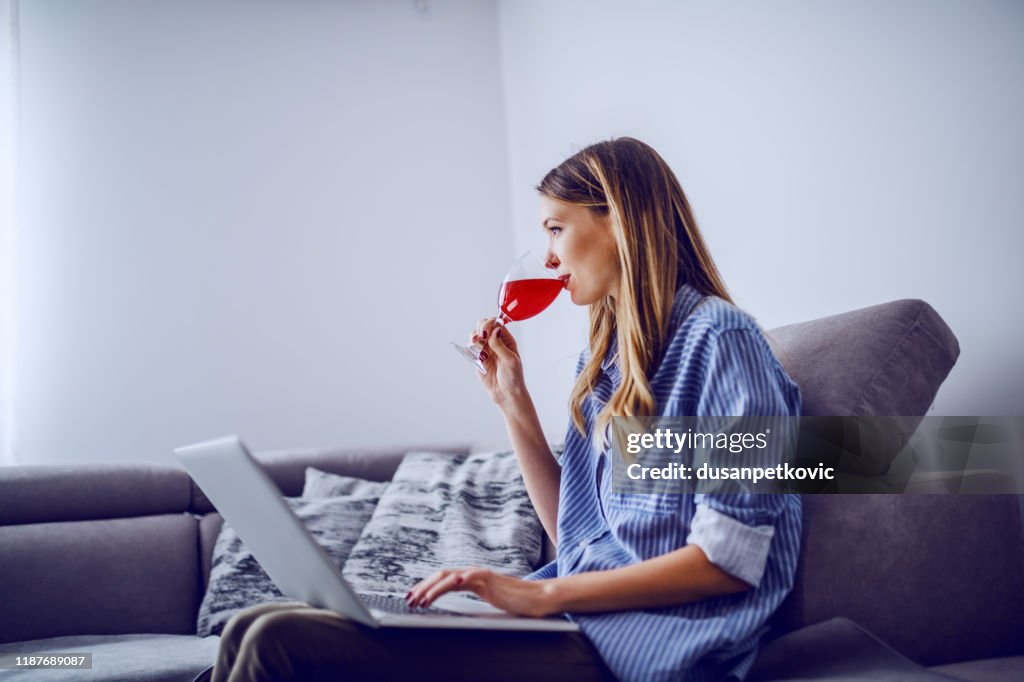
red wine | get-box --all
[498,278,563,322]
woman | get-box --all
[211,138,801,682]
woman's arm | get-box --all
[501,395,562,545]
[541,544,750,614]
[407,543,749,616]
[475,323,562,544]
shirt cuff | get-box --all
[686,503,775,588]
[524,559,558,581]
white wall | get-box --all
[10,1,1023,466]
[0,0,16,466]
[13,0,513,465]
[498,0,1024,442]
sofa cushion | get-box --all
[0,465,191,525]
[747,617,963,681]
[342,450,543,599]
[0,515,200,644]
[773,494,1024,667]
[196,481,385,637]
[0,633,220,682]
[767,299,959,416]
[928,655,1024,682]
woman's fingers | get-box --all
[471,317,500,347]
[407,569,471,608]
[426,568,493,606]
[476,317,493,339]
[418,572,466,608]
[407,570,449,607]
[486,327,519,361]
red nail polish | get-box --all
[481,331,488,340]
[480,352,488,361]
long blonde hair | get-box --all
[537,138,733,439]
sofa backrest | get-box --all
[763,299,1024,665]
[774,492,1024,667]
[767,298,960,417]
[0,465,200,644]
[0,444,468,644]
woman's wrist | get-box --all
[537,578,564,616]
[497,388,534,420]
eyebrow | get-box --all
[542,217,562,227]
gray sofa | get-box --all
[2,299,1023,681]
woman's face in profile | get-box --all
[540,195,619,306]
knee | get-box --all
[221,605,280,646]
[233,612,306,679]
[240,610,302,650]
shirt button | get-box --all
[578,540,588,550]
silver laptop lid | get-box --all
[175,435,377,628]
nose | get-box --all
[544,248,559,271]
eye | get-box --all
[547,226,563,236]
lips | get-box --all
[558,274,571,290]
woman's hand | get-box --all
[470,319,528,410]
[406,567,557,618]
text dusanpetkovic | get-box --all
[626,461,836,482]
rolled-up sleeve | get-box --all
[686,500,775,587]
[683,326,801,588]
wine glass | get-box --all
[451,251,566,373]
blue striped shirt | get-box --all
[526,283,802,682]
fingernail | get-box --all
[479,352,488,361]
[455,577,464,585]
[496,329,502,338]
[481,331,487,340]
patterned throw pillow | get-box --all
[196,470,387,636]
[342,450,543,599]
[303,467,390,499]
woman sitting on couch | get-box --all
[212,137,803,682]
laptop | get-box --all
[175,435,578,632]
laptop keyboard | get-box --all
[358,592,461,616]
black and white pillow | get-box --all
[342,450,543,599]
[196,469,387,637]
[303,467,389,499]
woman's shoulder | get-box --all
[661,286,802,412]
[664,286,792,376]
[670,285,765,341]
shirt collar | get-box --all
[668,283,706,330]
